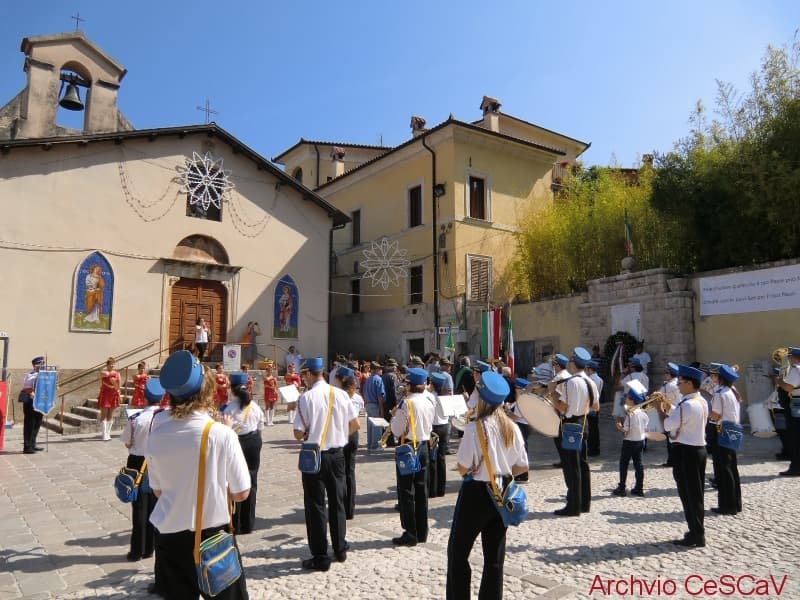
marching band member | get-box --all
[429,372,451,497]
[336,367,364,519]
[293,357,359,571]
[709,363,742,515]
[658,364,708,548]
[660,363,681,467]
[612,381,649,497]
[390,368,435,546]
[585,360,604,457]
[777,346,800,477]
[20,356,45,453]
[550,347,598,516]
[464,361,492,422]
[506,378,532,482]
[550,354,571,469]
[446,371,527,599]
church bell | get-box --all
[59,83,84,111]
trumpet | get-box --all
[377,426,393,448]
[773,347,790,380]
[626,391,670,414]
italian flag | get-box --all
[507,311,515,374]
[481,309,501,360]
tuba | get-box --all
[773,347,790,380]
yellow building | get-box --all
[275,97,589,359]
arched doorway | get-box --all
[169,278,228,361]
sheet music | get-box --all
[278,384,300,404]
[437,394,468,417]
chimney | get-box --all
[410,115,427,138]
[480,95,501,132]
[331,146,346,178]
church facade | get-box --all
[0,32,346,383]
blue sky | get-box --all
[2,1,798,167]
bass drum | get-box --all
[450,415,467,433]
[747,402,777,438]
[516,393,561,438]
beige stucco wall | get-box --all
[0,134,332,375]
[512,295,584,358]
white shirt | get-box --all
[293,380,358,450]
[430,389,450,426]
[662,377,681,406]
[623,408,649,441]
[784,363,800,391]
[439,371,454,395]
[589,372,604,401]
[563,372,596,417]
[711,386,740,424]
[328,366,338,385]
[146,411,250,533]
[625,371,650,393]
[510,398,528,425]
[390,392,435,443]
[121,405,159,456]
[194,324,209,344]
[349,392,365,415]
[285,352,303,373]
[633,351,652,374]
[22,370,38,392]
[663,392,707,447]
[457,416,528,481]
[222,398,265,435]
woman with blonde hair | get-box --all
[447,371,528,600]
[146,350,250,599]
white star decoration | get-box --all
[178,151,234,211]
[360,238,411,289]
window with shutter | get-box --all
[351,279,360,314]
[468,176,486,220]
[467,255,491,302]
[409,265,423,304]
[408,185,422,228]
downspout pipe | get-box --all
[421,135,440,337]
[313,143,321,188]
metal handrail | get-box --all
[57,339,165,433]
[57,338,160,388]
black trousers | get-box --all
[515,423,530,481]
[587,412,600,455]
[787,411,800,473]
[773,408,788,456]
[234,431,262,534]
[712,445,741,513]
[126,454,156,558]
[21,397,42,451]
[672,443,707,540]
[344,430,359,519]
[396,442,429,542]
[301,447,346,563]
[447,479,506,600]
[155,526,248,600]
[618,440,644,489]
[428,423,450,497]
[559,420,590,513]
[665,437,674,466]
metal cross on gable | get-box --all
[196,99,218,124]
[71,12,85,31]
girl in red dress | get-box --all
[98,357,121,440]
[284,361,302,425]
[241,363,255,396]
[263,361,278,426]
[214,363,230,406]
[131,362,148,408]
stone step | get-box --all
[61,411,99,432]
[72,405,100,419]
[42,417,79,435]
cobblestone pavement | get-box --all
[1,408,798,599]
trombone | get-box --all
[626,391,670,414]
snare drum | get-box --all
[747,402,777,438]
[516,393,561,438]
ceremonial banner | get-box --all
[481,309,501,359]
[33,368,58,415]
[698,264,800,316]
[507,312,515,374]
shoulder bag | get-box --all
[114,459,147,503]
[395,398,421,475]
[298,385,335,474]
[194,420,242,597]
[475,419,529,527]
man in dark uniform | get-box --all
[453,356,475,397]
[20,356,45,454]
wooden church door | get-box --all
[169,278,227,362]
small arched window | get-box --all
[292,167,303,183]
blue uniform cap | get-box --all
[337,366,355,379]
[572,347,591,368]
[144,378,165,404]
[554,354,569,368]
[228,372,248,388]
[478,372,510,406]
[302,357,324,371]
[514,377,530,390]
[789,347,800,358]
[628,357,641,367]
[431,372,447,387]
[159,350,204,401]
[407,368,428,386]
[677,364,704,384]
[667,362,680,376]
[627,388,646,404]
[718,364,739,385]
[31,356,45,366]
[473,360,491,373]
[586,360,599,371]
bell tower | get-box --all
[0,31,132,140]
